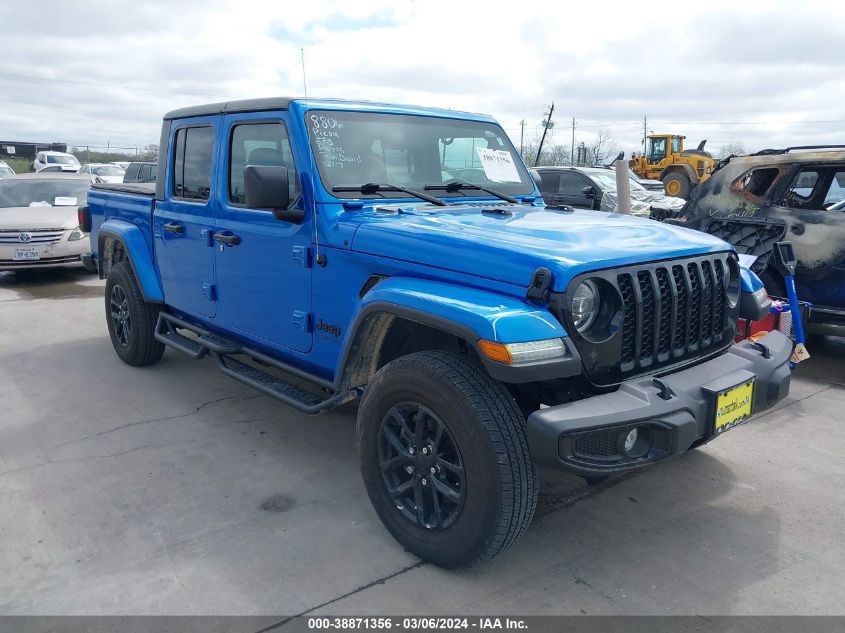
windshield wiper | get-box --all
[332,183,448,207]
[424,180,519,204]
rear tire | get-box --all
[663,172,691,199]
[105,261,165,366]
[357,351,538,568]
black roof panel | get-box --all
[163,97,296,120]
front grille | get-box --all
[0,229,66,244]
[552,253,738,386]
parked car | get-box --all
[537,166,686,218]
[669,147,845,325]
[85,96,790,569]
[110,161,131,170]
[0,161,14,179]
[0,173,93,270]
[32,151,80,173]
[630,170,665,191]
[79,163,126,183]
[122,161,157,183]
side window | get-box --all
[125,164,139,181]
[823,170,845,207]
[735,167,779,198]
[671,137,681,153]
[229,122,298,205]
[172,126,213,201]
[783,168,821,210]
[558,173,588,195]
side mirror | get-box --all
[529,169,542,191]
[582,185,596,198]
[771,240,797,276]
[244,164,303,223]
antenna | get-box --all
[301,48,323,266]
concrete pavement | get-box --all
[1,269,843,615]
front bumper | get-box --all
[527,331,792,477]
[0,236,89,271]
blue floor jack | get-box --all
[771,241,810,368]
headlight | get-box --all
[68,227,86,241]
[571,280,599,331]
[478,338,566,365]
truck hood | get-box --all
[0,206,78,231]
[349,203,730,291]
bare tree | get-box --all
[717,142,746,159]
[522,142,570,167]
[143,144,160,160]
[585,129,621,166]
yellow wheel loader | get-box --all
[630,134,716,199]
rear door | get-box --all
[153,119,218,318]
[212,112,312,353]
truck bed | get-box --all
[88,183,158,271]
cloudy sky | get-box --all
[2,0,844,157]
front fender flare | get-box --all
[98,219,163,303]
[337,277,580,387]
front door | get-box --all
[213,114,313,353]
[154,120,218,318]
[555,172,596,209]
[775,163,845,310]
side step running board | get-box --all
[154,312,353,414]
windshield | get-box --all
[588,171,646,192]
[46,154,79,165]
[0,179,90,208]
[92,165,125,176]
[306,111,534,199]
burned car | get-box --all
[670,146,845,324]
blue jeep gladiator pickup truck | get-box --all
[83,97,792,568]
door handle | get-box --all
[163,222,184,235]
[213,231,242,246]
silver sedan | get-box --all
[0,173,93,271]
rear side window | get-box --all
[735,167,779,198]
[172,126,214,201]
[229,122,298,205]
[537,171,559,194]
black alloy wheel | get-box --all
[109,283,132,347]
[378,402,465,530]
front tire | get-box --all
[357,351,538,568]
[663,172,691,199]
[105,261,165,366]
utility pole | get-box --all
[643,115,648,156]
[534,102,555,167]
[519,119,526,157]
[570,117,576,165]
